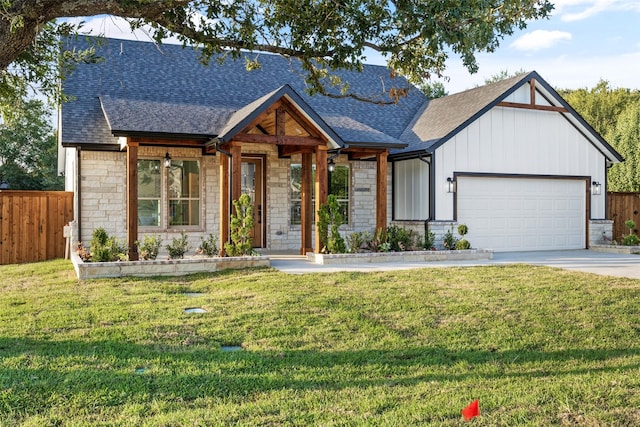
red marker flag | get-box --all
[461,399,480,421]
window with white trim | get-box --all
[138,158,201,228]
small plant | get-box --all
[455,223,471,250]
[621,219,640,246]
[197,233,219,257]
[87,227,128,262]
[166,232,190,259]
[423,230,436,250]
[368,227,388,252]
[386,225,417,252]
[317,195,346,254]
[138,235,162,260]
[442,228,458,250]
[224,194,256,256]
[346,231,369,253]
[76,241,92,261]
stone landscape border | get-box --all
[70,251,270,280]
[589,244,640,255]
[307,249,493,264]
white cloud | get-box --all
[553,0,640,22]
[510,30,572,52]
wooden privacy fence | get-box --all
[0,191,74,265]
[607,192,640,241]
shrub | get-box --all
[621,234,640,246]
[443,229,458,250]
[455,239,471,250]
[317,194,346,254]
[368,227,388,252]
[346,231,369,253]
[423,230,436,250]
[224,194,256,256]
[197,234,219,257]
[166,232,190,259]
[386,225,417,252]
[454,224,471,250]
[620,219,639,246]
[87,228,128,262]
[138,235,162,260]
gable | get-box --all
[396,72,623,164]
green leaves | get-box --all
[2,0,553,107]
[0,98,62,190]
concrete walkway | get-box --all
[269,250,640,279]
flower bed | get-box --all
[589,244,640,255]
[307,249,493,265]
[70,251,270,280]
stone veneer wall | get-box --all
[76,148,403,253]
[589,219,613,246]
[79,151,127,242]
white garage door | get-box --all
[457,177,586,252]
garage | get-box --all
[456,176,587,252]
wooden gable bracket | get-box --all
[497,78,568,113]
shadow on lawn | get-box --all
[1,336,639,412]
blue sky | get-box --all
[69,0,639,94]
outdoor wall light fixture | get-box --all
[447,177,456,193]
[592,181,602,195]
[327,150,341,173]
[164,152,172,168]
[328,158,336,173]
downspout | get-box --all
[418,151,433,243]
[213,138,232,158]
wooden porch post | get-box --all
[376,150,388,230]
[300,151,313,255]
[219,141,242,256]
[126,139,139,261]
[314,145,328,253]
[230,141,242,207]
[219,151,230,256]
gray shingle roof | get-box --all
[60,36,426,148]
[398,73,530,154]
[60,37,621,163]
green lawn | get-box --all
[1,260,639,426]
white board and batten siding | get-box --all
[433,85,606,251]
[394,158,430,220]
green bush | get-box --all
[443,229,457,250]
[224,194,256,256]
[197,233,219,257]
[620,219,639,246]
[88,228,127,262]
[621,234,640,246]
[455,239,471,250]
[317,195,346,254]
[138,235,162,260]
[166,232,190,259]
[386,225,417,252]
[346,231,369,253]
[423,230,436,250]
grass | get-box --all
[0,260,639,426]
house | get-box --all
[59,36,623,258]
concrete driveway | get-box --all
[270,250,640,279]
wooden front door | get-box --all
[241,158,264,247]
